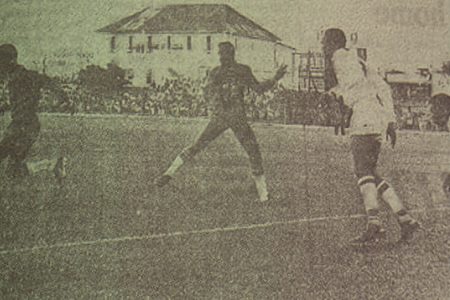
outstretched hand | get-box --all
[274,64,288,81]
[326,90,337,98]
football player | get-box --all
[0,44,66,183]
[322,29,420,243]
[155,42,287,202]
[429,93,450,198]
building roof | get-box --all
[97,4,281,42]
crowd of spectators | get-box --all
[45,76,210,117]
[0,68,444,131]
[394,105,442,131]
[34,78,344,126]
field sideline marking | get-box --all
[0,206,449,256]
[35,113,450,137]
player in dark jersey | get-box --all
[0,44,66,182]
[155,42,287,202]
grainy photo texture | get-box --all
[1,0,449,298]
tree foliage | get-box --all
[78,63,129,94]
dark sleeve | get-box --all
[242,65,259,87]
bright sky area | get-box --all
[1,0,448,72]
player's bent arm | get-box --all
[253,79,277,95]
[377,87,397,126]
[250,65,286,95]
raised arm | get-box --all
[247,64,287,94]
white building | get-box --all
[97,4,297,88]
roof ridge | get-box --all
[164,3,230,6]
[223,5,280,41]
[97,3,281,42]
[97,6,151,33]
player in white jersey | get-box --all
[322,28,420,243]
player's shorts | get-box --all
[350,134,382,179]
[180,113,264,176]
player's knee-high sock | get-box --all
[253,174,269,202]
[27,158,57,175]
[164,155,184,177]
[377,180,413,223]
[358,176,380,225]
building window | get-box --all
[110,36,116,52]
[187,36,192,50]
[206,36,211,52]
[128,36,133,53]
[167,36,171,50]
[148,36,152,53]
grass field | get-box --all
[1,114,449,299]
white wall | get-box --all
[103,32,296,88]
[106,33,221,86]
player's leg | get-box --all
[27,158,57,174]
[350,134,385,243]
[6,127,34,178]
[5,120,66,182]
[442,172,450,199]
[27,156,67,181]
[155,116,229,187]
[340,117,346,135]
[230,119,268,202]
[23,123,67,184]
[375,172,419,241]
[7,121,41,179]
[352,134,418,241]
[0,123,30,178]
[429,95,450,198]
[0,124,16,164]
